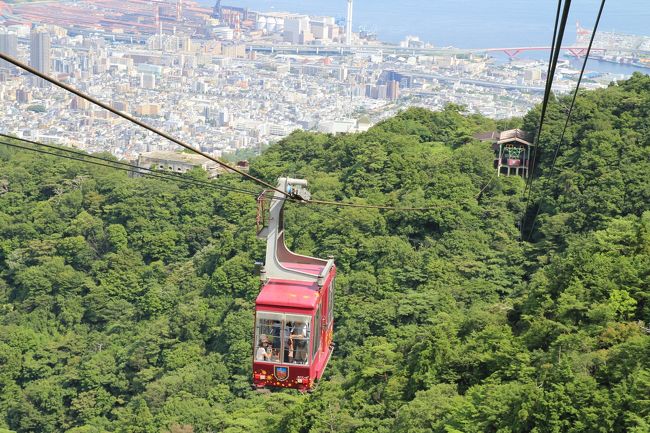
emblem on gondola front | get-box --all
[274,366,289,381]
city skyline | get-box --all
[0,0,648,167]
[204,0,650,47]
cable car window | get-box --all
[285,313,311,365]
[327,280,335,328]
[312,306,321,360]
[254,311,283,363]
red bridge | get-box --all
[483,46,606,59]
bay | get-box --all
[199,0,650,48]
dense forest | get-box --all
[1,73,649,433]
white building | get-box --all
[317,119,356,134]
[284,15,312,44]
[213,27,234,41]
[137,151,221,178]
[140,73,156,90]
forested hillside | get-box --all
[1,73,649,433]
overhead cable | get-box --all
[2,137,485,212]
[544,0,564,91]
[0,139,271,197]
[0,52,289,197]
[0,134,269,197]
[526,0,607,239]
[520,0,573,240]
[0,54,504,213]
[526,0,572,195]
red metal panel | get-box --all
[281,261,326,275]
[256,279,320,310]
[255,266,336,310]
[253,363,313,390]
[253,266,336,390]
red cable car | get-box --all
[252,178,336,391]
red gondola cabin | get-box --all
[252,178,335,391]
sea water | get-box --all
[200,0,649,48]
[200,0,650,74]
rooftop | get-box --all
[255,261,329,310]
[497,129,533,145]
[256,278,320,310]
[475,129,534,146]
[138,150,212,165]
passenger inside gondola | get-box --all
[255,312,312,365]
[291,321,309,364]
[270,319,282,350]
[283,321,294,362]
[256,336,271,361]
[255,313,284,362]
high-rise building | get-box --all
[383,70,412,89]
[376,84,387,100]
[16,89,32,104]
[310,16,335,41]
[222,42,246,58]
[135,103,161,117]
[0,29,18,71]
[284,16,311,44]
[112,100,129,112]
[387,80,400,100]
[70,96,90,110]
[140,73,156,89]
[30,28,51,87]
[365,84,374,98]
[337,65,348,81]
[219,108,230,126]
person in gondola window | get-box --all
[256,336,272,361]
[291,322,308,364]
[284,322,294,362]
[294,321,307,337]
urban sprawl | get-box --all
[0,0,648,165]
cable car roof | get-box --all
[281,262,327,275]
[256,278,321,310]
